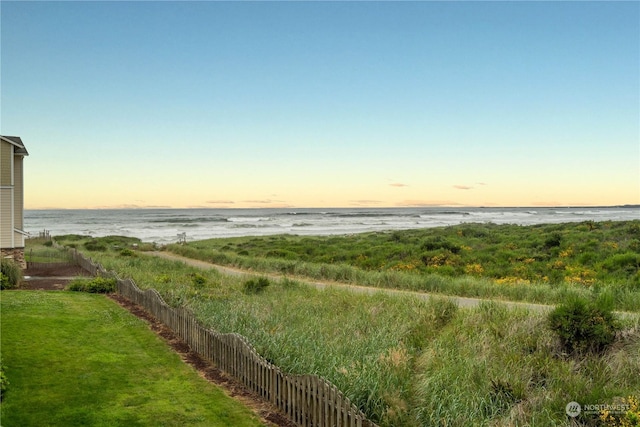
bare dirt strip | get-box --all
[22,264,91,290]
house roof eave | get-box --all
[0,135,29,156]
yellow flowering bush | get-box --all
[564,266,596,286]
[604,241,620,250]
[425,253,454,267]
[464,263,484,275]
[391,261,418,271]
[495,276,531,285]
[600,395,640,427]
[559,248,574,258]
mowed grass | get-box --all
[0,291,265,427]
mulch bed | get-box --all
[17,262,294,427]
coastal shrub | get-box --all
[0,273,6,290]
[421,237,461,254]
[55,234,88,241]
[602,253,640,274]
[543,232,562,249]
[80,236,143,252]
[84,239,107,252]
[98,235,142,247]
[0,258,22,290]
[119,248,136,257]
[190,272,207,289]
[243,277,270,294]
[265,249,298,260]
[0,356,7,401]
[600,395,640,427]
[67,277,117,293]
[547,296,619,355]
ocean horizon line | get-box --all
[24,204,640,211]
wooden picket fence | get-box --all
[70,249,378,427]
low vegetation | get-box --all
[0,291,266,426]
[67,276,117,293]
[23,236,73,264]
[243,277,271,294]
[160,220,640,311]
[169,220,639,285]
[0,258,22,290]
[548,295,620,356]
[0,356,7,402]
[56,230,640,426]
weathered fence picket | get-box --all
[70,249,378,427]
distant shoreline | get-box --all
[23,204,640,211]
[24,206,639,244]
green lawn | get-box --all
[0,291,265,427]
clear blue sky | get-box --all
[2,1,638,209]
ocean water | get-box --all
[24,206,639,244]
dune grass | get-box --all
[49,242,640,426]
[52,227,640,427]
[0,291,265,427]
[159,220,640,311]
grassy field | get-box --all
[0,291,266,427]
[53,230,640,426]
[159,220,640,311]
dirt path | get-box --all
[22,264,92,290]
[148,251,554,312]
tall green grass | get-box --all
[167,242,640,312]
[0,258,22,290]
[171,221,640,284]
[55,221,640,311]
[59,246,640,426]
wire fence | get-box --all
[25,247,75,269]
